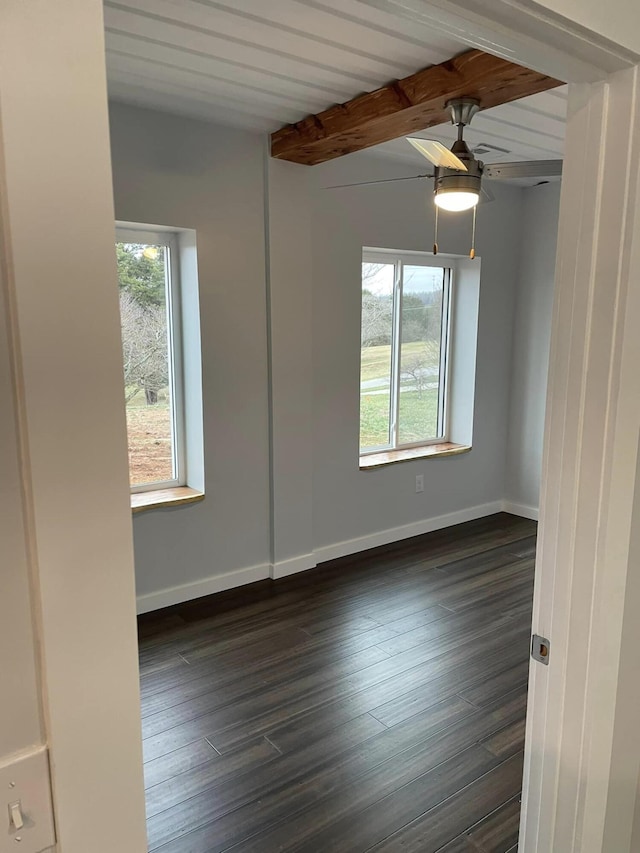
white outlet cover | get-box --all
[0,747,55,853]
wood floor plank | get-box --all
[145,609,506,734]
[145,698,469,850]
[138,512,536,852]
[504,598,536,621]
[458,660,530,708]
[266,709,389,755]
[466,795,522,852]
[145,736,281,818]
[140,620,400,708]
[481,717,527,760]
[422,541,530,581]
[367,636,529,729]
[507,535,537,558]
[181,623,311,665]
[396,527,534,579]
[368,754,524,852]
[241,744,502,853]
[374,605,517,656]
[390,520,535,575]
[143,739,217,789]
[150,688,526,852]
[265,642,526,756]
[358,559,532,625]
[431,837,476,853]
[141,623,398,719]
[378,603,458,635]
[181,612,385,664]
[441,564,534,611]
[141,642,390,741]
[208,619,529,754]
[141,642,389,757]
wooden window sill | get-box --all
[131,486,205,514]
[360,442,471,469]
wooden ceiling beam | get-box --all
[270,49,563,166]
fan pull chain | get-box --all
[433,204,439,255]
[469,205,477,259]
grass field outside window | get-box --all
[360,253,451,454]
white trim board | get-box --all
[502,500,539,520]
[136,499,541,612]
[136,562,270,614]
[314,501,503,564]
[270,553,316,580]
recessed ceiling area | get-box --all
[104,0,567,166]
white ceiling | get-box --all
[104,0,567,166]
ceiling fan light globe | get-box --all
[434,190,479,212]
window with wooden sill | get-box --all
[115,223,204,511]
[359,247,480,469]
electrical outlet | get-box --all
[415,474,424,493]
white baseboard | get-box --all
[270,552,316,580]
[136,562,270,614]
[314,500,504,564]
[502,500,539,520]
[136,500,525,612]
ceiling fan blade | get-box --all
[483,160,563,180]
[326,173,432,189]
[407,138,468,171]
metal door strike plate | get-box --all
[531,633,550,665]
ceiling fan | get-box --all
[330,98,563,214]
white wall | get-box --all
[505,182,561,515]
[109,103,272,605]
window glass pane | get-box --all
[398,265,445,445]
[360,261,395,450]
[116,242,175,486]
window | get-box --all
[360,250,452,455]
[116,227,185,492]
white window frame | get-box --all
[116,225,186,492]
[360,248,454,456]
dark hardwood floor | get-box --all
[137,512,536,853]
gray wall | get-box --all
[109,103,271,601]
[110,102,551,607]
[505,182,561,513]
[307,155,523,552]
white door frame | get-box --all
[365,0,640,81]
[4,1,640,851]
[521,67,640,852]
[0,2,148,851]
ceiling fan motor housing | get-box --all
[434,142,484,199]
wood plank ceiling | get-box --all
[103,0,567,166]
